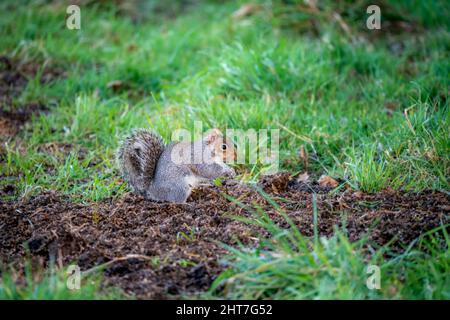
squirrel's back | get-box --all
[116,129,165,195]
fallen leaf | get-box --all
[382,187,395,194]
[299,145,309,169]
[296,172,310,183]
[352,191,364,198]
[127,43,138,52]
[318,175,339,188]
[107,80,128,91]
[266,172,291,194]
[232,3,261,19]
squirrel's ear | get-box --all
[205,128,222,144]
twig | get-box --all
[332,12,353,39]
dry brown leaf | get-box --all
[352,191,364,198]
[232,3,261,19]
[299,145,309,169]
[318,175,339,188]
[296,172,310,183]
[107,80,125,90]
[127,43,138,52]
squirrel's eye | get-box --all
[221,144,227,150]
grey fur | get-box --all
[117,129,235,203]
[116,129,165,196]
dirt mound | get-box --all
[0,174,448,298]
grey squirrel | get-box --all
[117,128,236,203]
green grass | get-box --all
[0,263,124,300]
[0,0,449,299]
[205,193,450,299]
[1,0,448,200]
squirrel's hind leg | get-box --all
[145,183,191,203]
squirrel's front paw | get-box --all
[225,167,236,178]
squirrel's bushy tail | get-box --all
[116,129,165,195]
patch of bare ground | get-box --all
[0,102,48,138]
[0,55,64,139]
[0,173,448,299]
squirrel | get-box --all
[116,128,236,203]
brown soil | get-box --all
[0,102,48,137]
[0,55,63,138]
[0,173,448,299]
